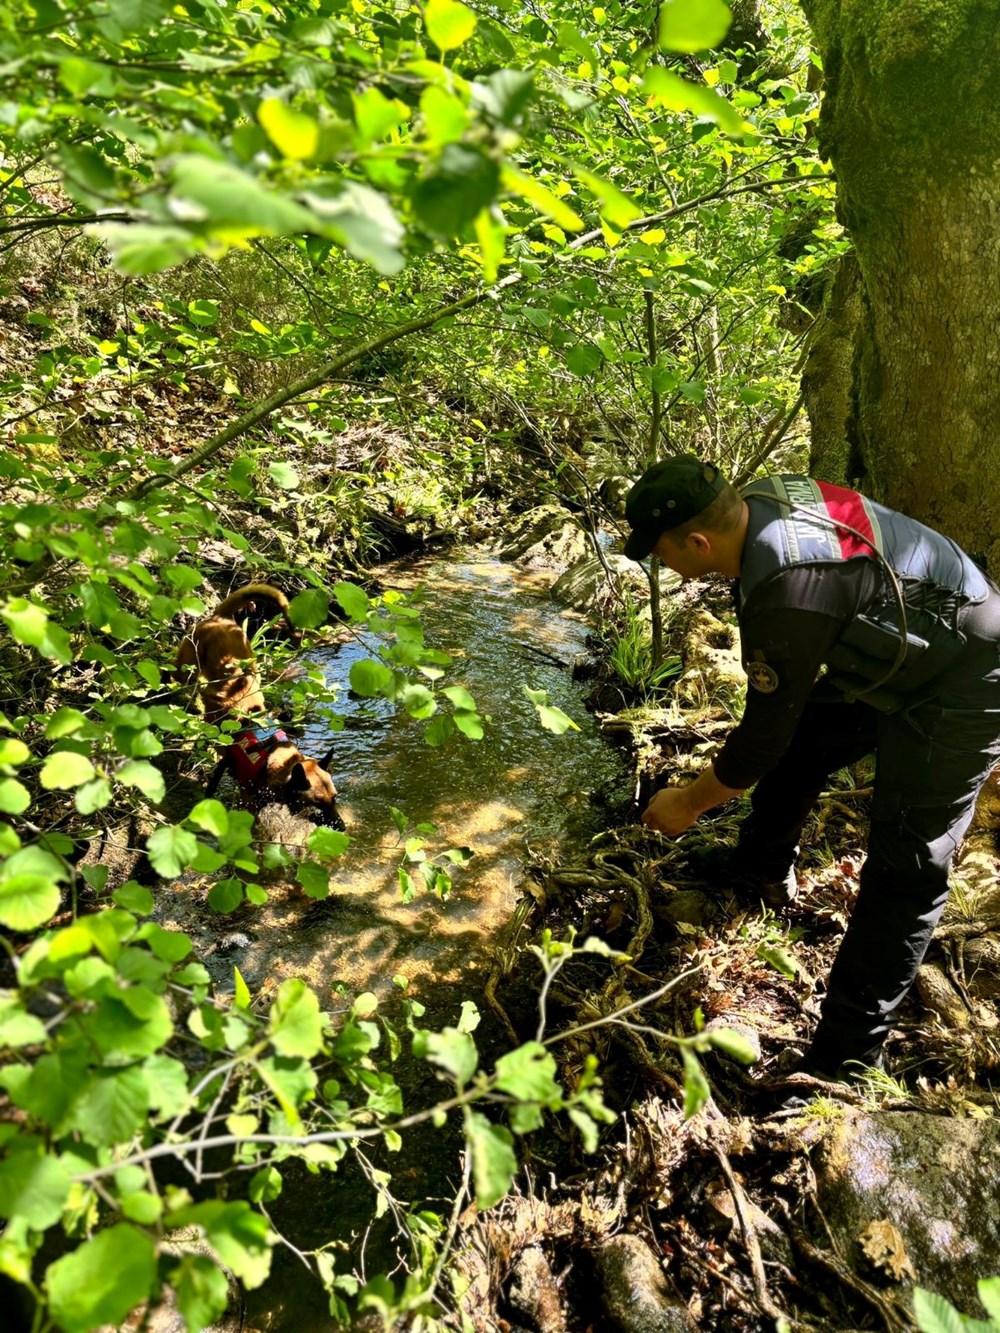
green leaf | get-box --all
[46,1224,157,1333]
[257,1054,317,1123]
[659,0,732,52]
[441,685,476,711]
[353,87,407,145]
[146,825,198,878]
[565,343,603,377]
[1,599,72,664]
[912,1288,974,1333]
[39,750,95,790]
[296,860,330,899]
[144,1054,191,1118]
[681,1047,711,1119]
[75,777,113,814]
[423,715,455,747]
[188,299,219,326]
[0,738,29,766]
[136,922,192,963]
[59,56,117,96]
[249,1165,283,1204]
[304,181,405,275]
[413,1026,477,1086]
[287,588,329,630]
[453,711,484,740]
[234,966,252,1010]
[756,943,799,979]
[414,146,500,239]
[501,165,582,232]
[259,98,319,159]
[978,1278,1000,1322]
[0,998,47,1047]
[117,759,165,803]
[333,581,369,621]
[170,155,317,239]
[466,1110,516,1208]
[420,85,468,146]
[494,1042,561,1105]
[0,1147,74,1229]
[91,222,200,276]
[573,166,642,229]
[101,0,167,36]
[45,709,87,740]
[268,460,299,489]
[208,878,244,912]
[307,827,350,860]
[524,688,581,734]
[567,1105,600,1152]
[121,1192,162,1224]
[170,1252,232,1330]
[397,682,436,719]
[113,881,154,914]
[706,1028,759,1065]
[424,0,478,51]
[187,799,229,837]
[68,1065,150,1147]
[87,991,174,1062]
[643,68,744,136]
[0,875,61,931]
[166,1201,272,1288]
[350,659,395,698]
[269,978,324,1058]
[0,780,30,815]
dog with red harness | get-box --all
[205,723,344,830]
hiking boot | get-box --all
[684,841,798,908]
[799,1037,887,1083]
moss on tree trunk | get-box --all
[800,0,1000,569]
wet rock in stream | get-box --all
[500,505,588,568]
[815,1109,1000,1312]
[550,552,656,613]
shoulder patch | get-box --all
[747,661,780,694]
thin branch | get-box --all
[732,392,805,487]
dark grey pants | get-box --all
[740,641,1000,1068]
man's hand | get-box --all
[642,785,699,837]
[641,766,747,837]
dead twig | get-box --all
[708,1132,787,1323]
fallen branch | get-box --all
[709,1129,787,1323]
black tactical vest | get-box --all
[740,476,989,711]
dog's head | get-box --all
[286,747,345,830]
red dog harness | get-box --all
[228,726,288,787]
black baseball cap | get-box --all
[623,455,726,561]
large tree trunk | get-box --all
[799,1,1000,571]
[802,252,861,486]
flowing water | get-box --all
[154,551,631,1330]
[162,552,629,1002]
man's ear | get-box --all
[688,531,711,553]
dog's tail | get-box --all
[215,584,298,637]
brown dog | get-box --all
[175,584,298,723]
[205,726,344,829]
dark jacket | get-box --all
[713,475,994,789]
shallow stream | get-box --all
[154,550,632,1331]
[164,551,629,1003]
